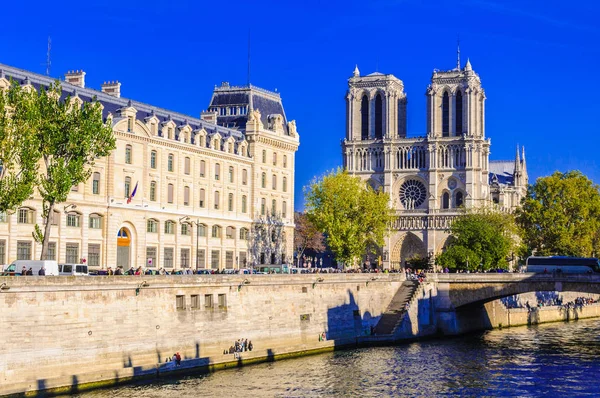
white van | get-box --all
[58,264,89,276]
[3,260,59,276]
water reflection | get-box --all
[77,319,600,397]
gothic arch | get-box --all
[360,94,369,140]
[390,232,427,269]
[442,90,450,137]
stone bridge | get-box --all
[432,273,600,309]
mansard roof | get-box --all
[209,83,290,135]
[0,63,244,141]
[489,160,515,186]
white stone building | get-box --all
[342,59,527,269]
[0,64,299,271]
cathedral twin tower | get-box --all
[342,59,526,269]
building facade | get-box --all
[342,60,527,269]
[0,64,299,271]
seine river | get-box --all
[77,319,600,397]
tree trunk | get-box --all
[39,201,54,260]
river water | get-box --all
[77,319,600,397]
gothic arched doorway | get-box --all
[117,227,131,270]
[390,232,427,270]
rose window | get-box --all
[399,180,427,209]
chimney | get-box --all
[101,81,121,98]
[65,70,86,88]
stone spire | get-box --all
[514,144,520,173]
[465,58,472,71]
[521,146,528,185]
[456,39,461,70]
[353,65,360,77]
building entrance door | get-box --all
[117,227,131,270]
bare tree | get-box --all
[248,212,286,268]
[294,212,325,267]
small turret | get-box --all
[465,58,472,71]
[353,65,360,77]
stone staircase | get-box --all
[373,281,420,336]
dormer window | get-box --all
[220,108,226,116]
[150,122,157,135]
[127,116,134,132]
[168,127,173,140]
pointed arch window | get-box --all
[455,91,463,135]
[442,91,449,136]
[442,192,450,209]
[361,95,369,140]
[455,191,464,208]
[374,93,383,139]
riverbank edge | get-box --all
[10,309,600,398]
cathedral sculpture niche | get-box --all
[342,60,527,269]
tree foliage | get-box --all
[516,170,600,257]
[304,168,394,266]
[436,208,519,271]
[294,212,325,266]
[30,82,116,259]
[0,81,40,213]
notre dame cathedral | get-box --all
[342,57,528,269]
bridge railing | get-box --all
[428,273,600,283]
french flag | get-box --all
[127,182,138,204]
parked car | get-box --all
[3,260,59,276]
[58,264,89,276]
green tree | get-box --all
[29,82,116,260]
[516,170,600,257]
[436,208,519,271]
[304,168,394,267]
[0,81,40,213]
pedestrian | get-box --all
[248,341,253,351]
[107,267,114,276]
[21,266,27,276]
[175,352,181,366]
[38,266,46,276]
[26,267,33,275]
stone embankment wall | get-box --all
[0,274,404,396]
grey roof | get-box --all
[0,63,244,142]
[489,160,515,186]
[209,84,290,135]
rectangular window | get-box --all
[272,174,277,190]
[197,248,206,268]
[0,240,5,265]
[214,191,220,210]
[242,196,247,213]
[191,295,200,309]
[71,185,79,192]
[92,172,100,194]
[262,150,266,163]
[181,248,190,268]
[200,160,205,177]
[165,222,175,234]
[181,223,190,235]
[273,152,277,166]
[226,251,234,269]
[18,209,33,224]
[67,214,80,227]
[215,163,220,180]
[199,189,205,208]
[127,116,133,132]
[45,242,56,261]
[88,244,100,267]
[164,247,174,268]
[168,154,174,172]
[228,166,234,183]
[211,250,220,269]
[176,295,185,310]
[184,157,191,175]
[242,169,247,185]
[282,201,287,218]
[146,247,157,268]
[184,186,190,206]
[283,155,287,168]
[89,215,102,229]
[66,243,79,263]
[198,224,206,237]
[17,241,32,260]
[125,145,132,164]
[239,251,247,268]
[147,219,158,233]
[150,182,157,201]
[204,294,213,309]
[0,212,6,223]
[218,294,227,310]
[228,194,233,212]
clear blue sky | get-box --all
[1,0,598,210]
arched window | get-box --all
[442,91,449,136]
[197,224,207,237]
[66,211,81,227]
[167,183,174,203]
[150,181,157,201]
[240,228,248,240]
[226,226,235,239]
[442,192,450,209]
[455,191,464,208]
[164,220,175,234]
[124,177,131,198]
[361,95,369,140]
[455,91,463,135]
[150,150,157,169]
[183,186,190,206]
[211,225,221,238]
[374,93,383,139]
[147,218,158,233]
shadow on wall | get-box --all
[325,290,374,348]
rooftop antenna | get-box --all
[247,29,251,86]
[456,35,461,70]
[45,36,52,76]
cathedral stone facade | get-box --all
[342,60,527,269]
